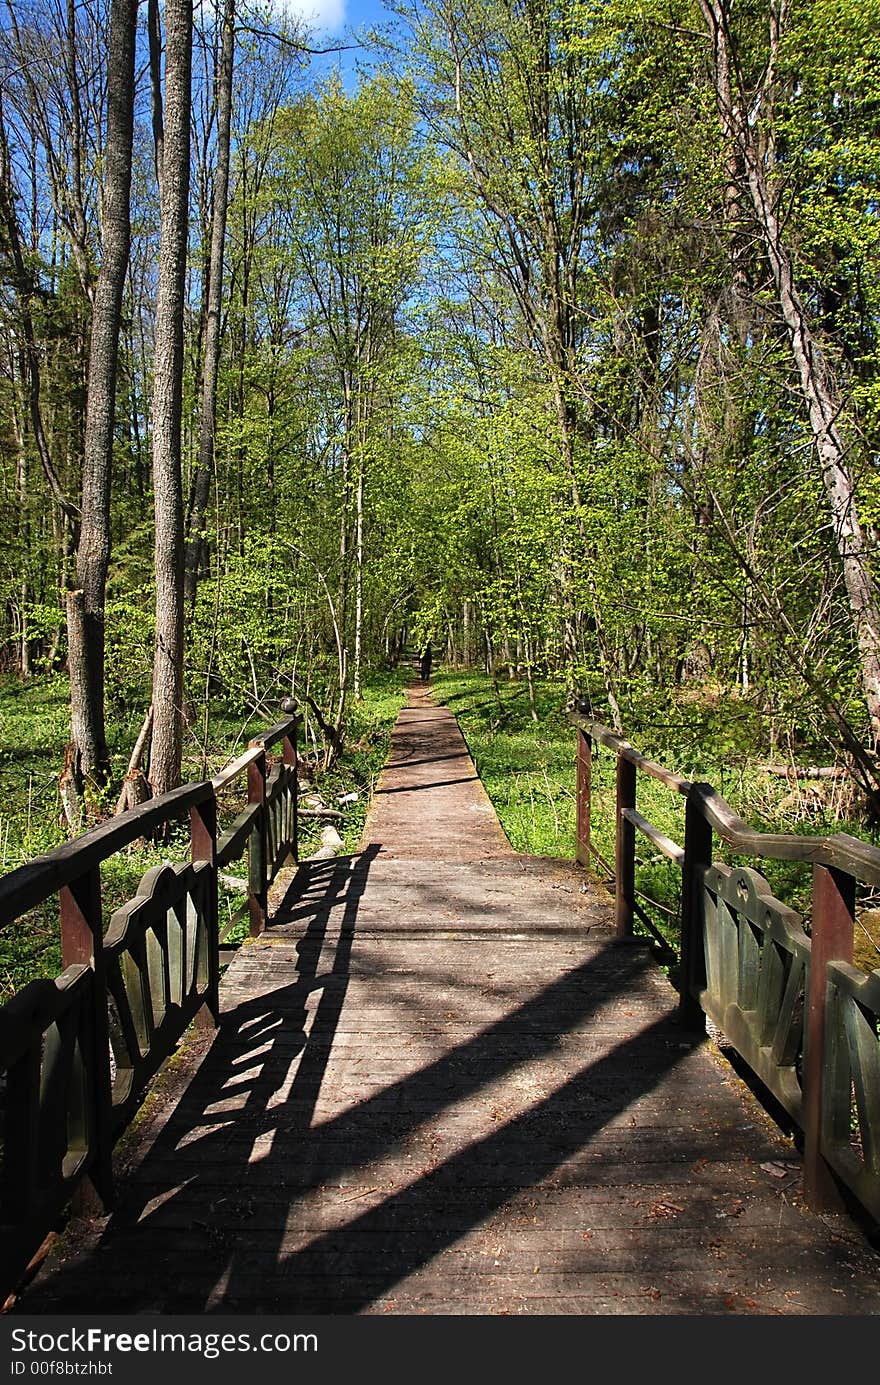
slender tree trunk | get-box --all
[184,0,235,609]
[701,0,880,747]
[69,0,138,789]
[353,450,364,700]
[150,0,193,797]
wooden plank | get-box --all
[622,808,684,864]
[17,687,880,1316]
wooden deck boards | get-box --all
[18,686,880,1315]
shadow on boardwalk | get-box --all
[18,686,880,1315]
[20,853,730,1314]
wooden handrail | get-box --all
[571,708,880,1226]
[212,744,263,791]
[249,712,300,752]
[0,781,214,927]
[0,707,301,1300]
[569,713,880,886]
[570,717,691,793]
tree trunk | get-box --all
[353,448,364,700]
[69,0,138,789]
[150,0,193,798]
[184,0,235,610]
[700,0,880,748]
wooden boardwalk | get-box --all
[19,687,880,1314]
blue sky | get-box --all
[271,0,399,84]
[270,0,401,87]
[272,0,391,35]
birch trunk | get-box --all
[701,0,880,748]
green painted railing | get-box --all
[571,713,880,1227]
[0,713,299,1302]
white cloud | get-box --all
[270,0,347,33]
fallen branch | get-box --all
[218,872,247,893]
[757,764,846,779]
[115,707,154,815]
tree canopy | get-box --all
[2,0,880,807]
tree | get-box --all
[68,0,139,792]
[698,0,880,768]
[149,0,193,797]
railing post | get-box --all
[282,718,298,865]
[678,792,712,1030]
[614,754,636,938]
[247,748,268,936]
[575,728,591,869]
[59,866,113,1210]
[190,791,220,1026]
[803,863,854,1211]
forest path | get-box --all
[19,686,880,1314]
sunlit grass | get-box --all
[432,669,880,971]
[0,668,409,997]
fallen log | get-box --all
[757,764,845,779]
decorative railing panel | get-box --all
[570,709,880,1225]
[823,961,880,1221]
[0,708,299,1301]
[0,965,99,1291]
[266,763,298,880]
[105,861,212,1131]
[701,863,809,1124]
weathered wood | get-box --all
[0,780,213,927]
[19,688,880,1315]
[190,794,219,1026]
[614,756,636,938]
[822,960,880,1220]
[804,865,854,1211]
[248,713,300,754]
[0,966,100,1297]
[247,750,268,936]
[699,863,809,1121]
[622,807,684,865]
[114,706,154,816]
[569,713,880,885]
[575,728,591,868]
[569,716,691,794]
[758,764,845,779]
[211,745,262,791]
[216,803,259,867]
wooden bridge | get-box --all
[2,686,880,1314]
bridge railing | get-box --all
[570,713,880,1227]
[0,712,299,1301]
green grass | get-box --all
[431,669,880,969]
[0,668,409,997]
[431,670,578,858]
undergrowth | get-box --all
[431,669,880,973]
[0,669,408,998]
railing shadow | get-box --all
[18,852,857,1314]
